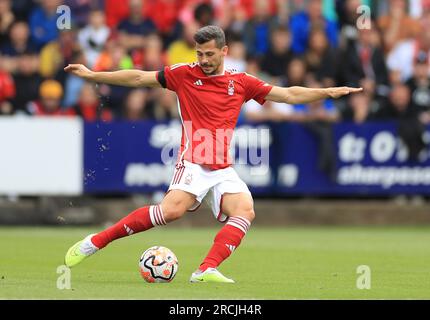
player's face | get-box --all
[196,40,228,75]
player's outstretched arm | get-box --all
[265,86,363,105]
[63,64,161,88]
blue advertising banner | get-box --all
[84,120,178,193]
[84,121,430,195]
[275,122,430,195]
[84,120,274,194]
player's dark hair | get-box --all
[193,25,226,48]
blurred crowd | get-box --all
[1,0,430,140]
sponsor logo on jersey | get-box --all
[194,79,203,86]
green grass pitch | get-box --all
[0,226,429,299]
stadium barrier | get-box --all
[0,117,83,195]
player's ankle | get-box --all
[199,263,214,272]
[90,233,106,249]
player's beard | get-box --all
[201,61,221,75]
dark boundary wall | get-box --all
[1,196,430,226]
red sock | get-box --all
[91,204,166,249]
[199,216,251,271]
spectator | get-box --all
[283,57,309,87]
[297,80,340,181]
[93,34,134,72]
[1,21,37,57]
[406,51,430,113]
[29,0,61,50]
[290,77,339,125]
[341,92,383,124]
[335,0,362,48]
[243,0,277,58]
[78,9,110,68]
[0,0,15,47]
[0,67,15,115]
[140,33,166,71]
[39,27,80,79]
[151,88,178,120]
[380,84,418,119]
[239,0,277,18]
[5,0,429,134]
[221,1,247,36]
[117,0,157,52]
[104,0,134,28]
[243,62,298,123]
[27,79,71,116]
[273,0,290,26]
[380,84,426,161]
[243,98,299,123]
[62,49,87,108]
[144,0,184,47]
[224,38,247,72]
[64,0,104,28]
[93,35,134,114]
[260,26,294,79]
[340,27,389,99]
[167,21,199,65]
[10,0,37,21]
[387,24,430,83]
[123,88,150,120]
[240,55,275,132]
[376,0,430,18]
[0,21,37,74]
[289,0,338,54]
[193,2,215,27]
[70,82,113,121]
[294,99,339,125]
[10,52,41,113]
[105,0,183,47]
[377,0,421,54]
[303,27,337,87]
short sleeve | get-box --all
[243,73,273,105]
[158,64,189,92]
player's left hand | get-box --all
[327,87,363,99]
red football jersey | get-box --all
[157,63,273,170]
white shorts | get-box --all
[167,160,252,223]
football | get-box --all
[139,246,178,283]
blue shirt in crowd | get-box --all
[289,11,338,54]
[29,7,60,50]
[117,19,157,36]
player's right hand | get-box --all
[64,64,93,80]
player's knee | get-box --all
[234,205,255,223]
[243,208,255,223]
[161,203,187,222]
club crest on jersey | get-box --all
[228,80,235,95]
[184,173,193,185]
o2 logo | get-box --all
[338,131,428,163]
[357,5,372,30]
